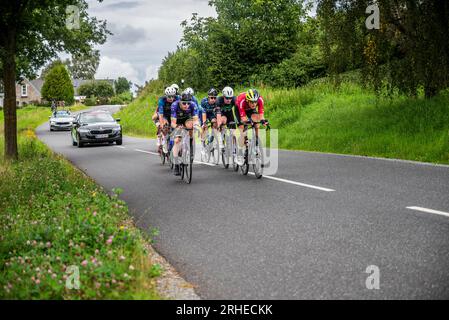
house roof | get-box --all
[29,79,44,94]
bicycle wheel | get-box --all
[240,147,249,175]
[159,145,165,165]
[252,136,264,179]
[231,135,238,172]
[184,138,193,184]
[221,131,230,169]
[211,132,220,165]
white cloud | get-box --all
[145,65,160,81]
[87,0,216,86]
[95,56,139,84]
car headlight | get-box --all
[112,127,121,133]
[78,128,90,133]
[50,121,56,124]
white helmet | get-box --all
[171,83,179,93]
[185,87,194,95]
[165,86,177,96]
[222,86,234,98]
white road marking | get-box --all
[248,172,335,192]
[406,206,449,218]
[193,160,217,167]
[114,146,126,149]
[134,149,159,156]
[134,148,335,191]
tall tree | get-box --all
[114,77,132,94]
[0,1,109,160]
[68,49,100,79]
[41,64,75,105]
[39,59,71,79]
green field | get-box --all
[0,105,161,299]
[116,81,449,164]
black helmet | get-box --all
[208,88,218,97]
[181,92,192,102]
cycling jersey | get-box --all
[236,92,264,118]
[201,97,220,121]
[216,96,236,114]
[158,95,180,119]
[171,100,199,125]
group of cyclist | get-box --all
[152,83,268,176]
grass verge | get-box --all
[0,105,161,299]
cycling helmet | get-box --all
[222,86,234,98]
[171,84,180,93]
[185,87,195,95]
[245,89,260,102]
[208,88,218,97]
[165,86,177,97]
[181,92,192,102]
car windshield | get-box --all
[54,112,71,118]
[80,113,114,123]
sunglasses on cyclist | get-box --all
[181,101,190,105]
[224,97,233,100]
[208,96,217,100]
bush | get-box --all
[84,96,97,106]
[78,81,114,100]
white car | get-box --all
[49,110,75,131]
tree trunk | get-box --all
[2,50,18,161]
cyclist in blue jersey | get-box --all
[156,86,178,147]
[200,88,220,145]
[171,92,199,176]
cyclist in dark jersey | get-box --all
[171,92,199,175]
[216,86,237,130]
[156,86,179,148]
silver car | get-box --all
[49,110,75,131]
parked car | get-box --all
[71,110,122,147]
[49,110,75,131]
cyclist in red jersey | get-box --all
[235,89,267,165]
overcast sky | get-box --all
[85,0,216,88]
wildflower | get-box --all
[106,237,113,245]
[129,265,135,271]
[81,260,88,267]
[26,240,31,245]
[95,249,100,255]
[119,226,125,231]
[46,242,52,248]
[119,255,125,261]
[35,279,41,285]
[93,211,97,217]
[51,274,57,279]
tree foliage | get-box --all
[114,77,132,94]
[68,49,100,79]
[158,0,311,91]
[78,81,114,98]
[41,64,75,104]
[317,0,449,97]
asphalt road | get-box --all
[36,105,449,299]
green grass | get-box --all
[0,105,162,299]
[117,81,449,164]
[114,94,160,138]
[262,82,449,164]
